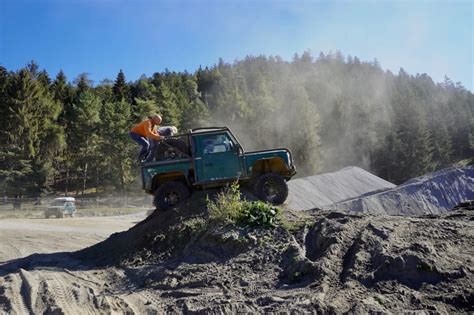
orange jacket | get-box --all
[130,119,161,141]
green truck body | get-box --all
[141,127,297,209]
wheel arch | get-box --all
[151,171,190,193]
[251,157,291,179]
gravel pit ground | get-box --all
[0,195,472,314]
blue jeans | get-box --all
[144,139,161,162]
[129,132,149,159]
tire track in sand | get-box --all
[38,271,97,315]
[5,273,30,315]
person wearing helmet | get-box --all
[129,114,162,161]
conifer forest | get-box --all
[0,51,472,197]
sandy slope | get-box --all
[286,166,396,210]
[0,197,472,314]
[336,166,474,215]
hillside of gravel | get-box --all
[335,166,474,215]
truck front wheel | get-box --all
[154,181,190,210]
[253,172,288,205]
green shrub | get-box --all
[207,181,243,224]
[206,181,281,228]
[238,201,281,228]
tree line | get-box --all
[0,51,472,197]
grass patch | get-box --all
[280,218,306,233]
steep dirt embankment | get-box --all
[335,166,474,215]
[0,193,472,314]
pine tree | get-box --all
[0,66,9,138]
[100,100,133,196]
[113,69,129,102]
[413,113,435,176]
[179,77,209,129]
[75,73,91,96]
[69,90,102,196]
[0,67,62,194]
[134,98,158,122]
[431,120,453,168]
[131,75,156,101]
[155,81,180,126]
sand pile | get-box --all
[335,166,474,215]
[78,204,474,313]
[286,166,396,210]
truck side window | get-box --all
[202,134,234,154]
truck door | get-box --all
[195,132,243,182]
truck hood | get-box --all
[244,147,296,178]
[245,148,294,164]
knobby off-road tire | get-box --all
[154,181,191,210]
[154,139,189,161]
[253,172,289,205]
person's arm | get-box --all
[144,120,161,141]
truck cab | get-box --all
[141,127,296,210]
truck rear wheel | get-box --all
[253,172,288,205]
[154,181,190,210]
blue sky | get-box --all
[1,0,472,90]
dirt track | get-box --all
[0,213,152,315]
[0,214,146,262]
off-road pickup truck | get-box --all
[141,127,297,210]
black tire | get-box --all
[154,181,190,210]
[155,139,189,161]
[253,172,288,205]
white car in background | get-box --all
[45,197,76,218]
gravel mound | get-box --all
[335,166,474,215]
[286,166,396,210]
[1,179,473,313]
[65,196,473,313]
